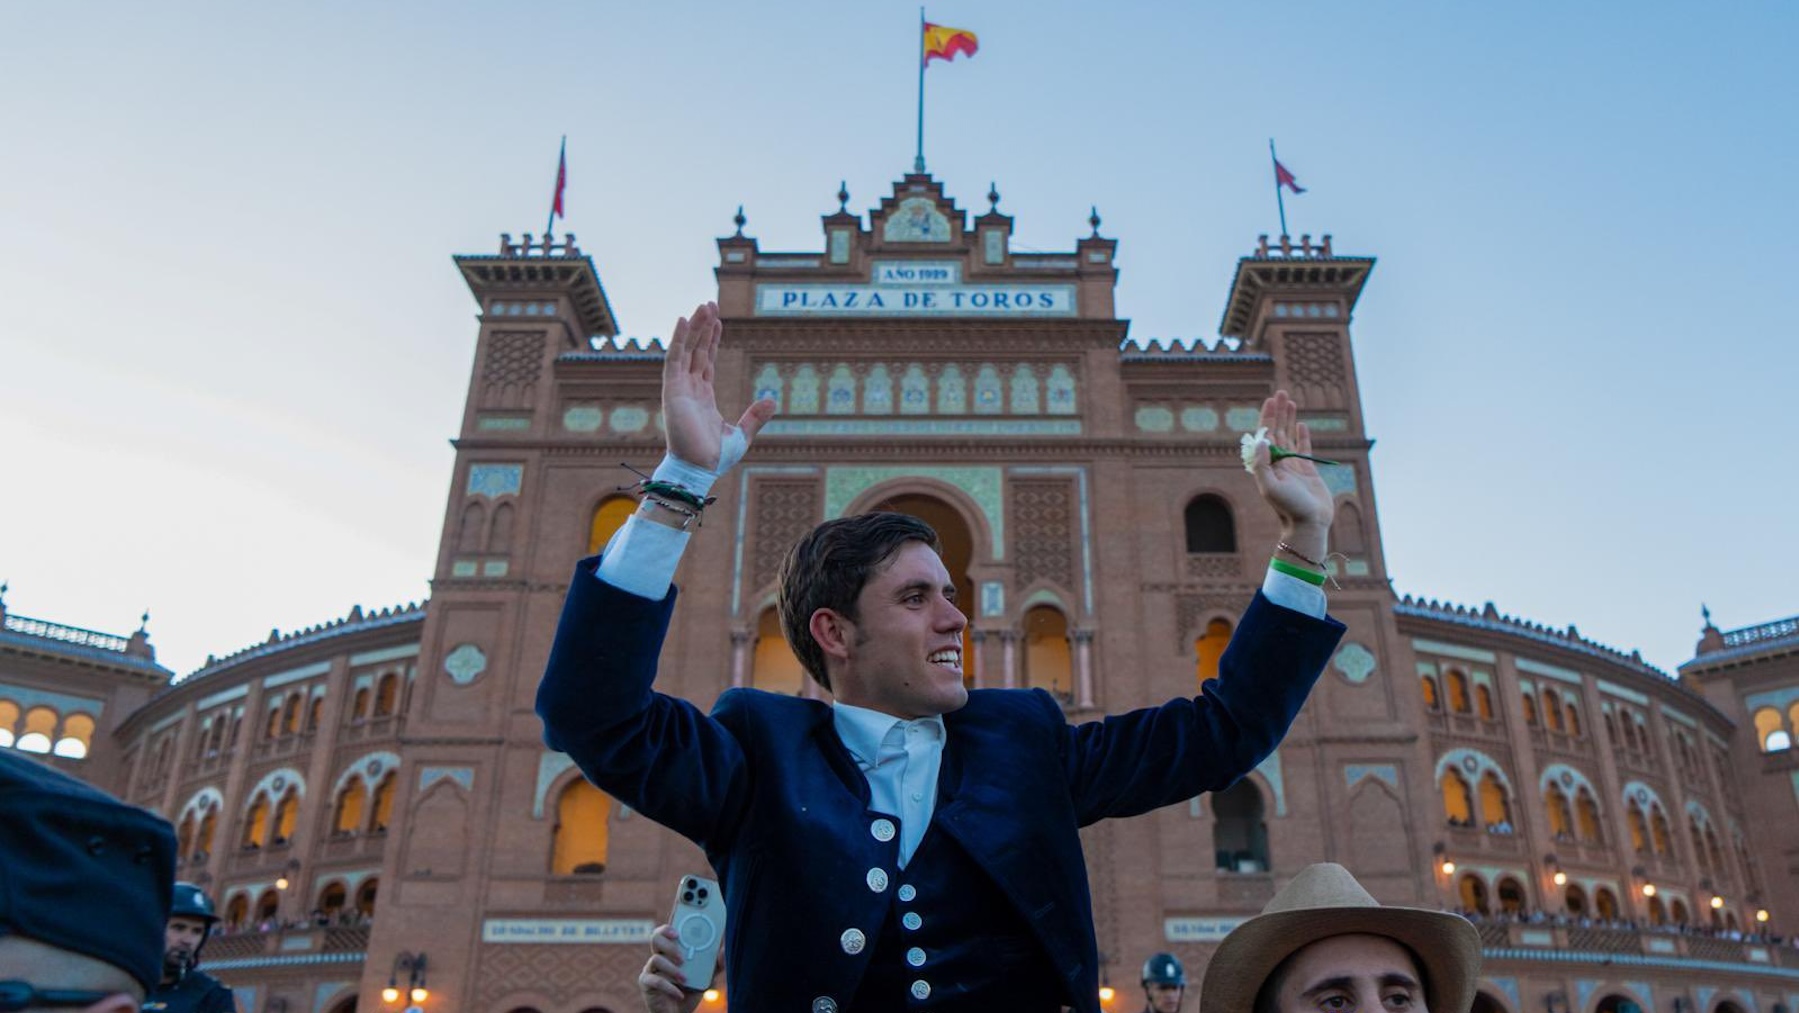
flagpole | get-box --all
[915,8,927,173]
[546,135,565,240]
[1269,139,1289,237]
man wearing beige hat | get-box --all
[1200,863,1482,1013]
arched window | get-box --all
[1183,495,1236,553]
[206,718,226,755]
[195,807,217,860]
[224,893,249,930]
[552,779,612,875]
[333,780,367,836]
[1497,876,1526,914]
[1478,772,1511,828]
[1604,710,1619,744]
[1458,873,1490,915]
[1475,684,1495,722]
[1331,501,1367,556]
[1211,779,1268,873]
[0,700,19,747]
[1689,818,1710,872]
[1576,790,1603,843]
[1542,690,1565,733]
[308,696,324,732]
[177,813,196,858]
[354,878,378,917]
[264,703,282,739]
[1595,887,1619,921]
[254,889,279,925]
[1650,806,1673,856]
[1564,702,1582,738]
[1627,804,1649,854]
[1565,883,1588,915]
[273,789,300,845]
[1441,770,1474,826]
[1420,676,1440,711]
[1445,671,1471,714]
[317,881,347,917]
[457,501,486,553]
[17,707,57,753]
[1022,606,1073,701]
[282,695,302,735]
[374,674,399,717]
[241,794,270,849]
[1195,619,1232,689]
[1544,784,1573,839]
[1755,708,1788,751]
[589,496,638,555]
[53,713,95,759]
[1704,826,1724,874]
[369,773,396,833]
[1671,898,1689,925]
[229,714,242,748]
[1647,894,1667,925]
[351,688,370,723]
[488,502,515,553]
[750,607,805,695]
[1521,692,1538,726]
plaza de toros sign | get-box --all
[755,260,1077,317]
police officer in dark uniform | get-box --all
[0,751,177,1013]
[1139,952,1187,1013]
[142,884,236,1013]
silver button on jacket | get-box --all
[910,980,932,1000]
[897,884,916,902]
[870,818,896,842]
[866,868,889,892]
[840,927,866,954]
[906,946,927,967]
[811,997,837,1013]
[902,911,922,930]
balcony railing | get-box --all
[201,923,372,968]
[1446,823,1525,856]
[1474,917,1799,970]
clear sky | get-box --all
[2,2,1793,680]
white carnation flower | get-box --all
[1240,427,1270,473]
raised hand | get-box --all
[638,924,705,1013]
[662,301,776,471]
[1247,390,1335,558]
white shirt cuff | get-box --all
[1261,565,1327,618]
[594,514,690,600]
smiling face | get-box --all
[1264,935,1427,1013]
[817,540,969,719]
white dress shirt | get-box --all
[831,702,946,868]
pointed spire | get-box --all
[837,181,849,213]
[732,205,747,236]
[1088,206,1102,236]
[137,610,150,633]
[988,181,1000,211]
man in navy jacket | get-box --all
[539,302,1344,1013]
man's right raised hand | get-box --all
[662,301,776,473]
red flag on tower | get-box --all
[1274,158,1305,195]
[549,136,568,229]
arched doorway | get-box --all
[1211,780,1268,873]
[867,493,975,685]
[1458,873,1490,915]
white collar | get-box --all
[832,700,946,766]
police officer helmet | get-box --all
[1142,951,1186,986]
[169,883,220,926]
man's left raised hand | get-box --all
[1246,390,1335,560]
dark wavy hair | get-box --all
[776,512,941,692]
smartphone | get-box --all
[669,874,725,990]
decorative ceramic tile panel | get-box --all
[825,466,1003,558]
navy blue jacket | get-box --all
[537,557,1344,1012]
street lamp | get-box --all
[383,952,428,1006]
[275,858,301,892]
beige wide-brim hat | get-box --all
[1199,863,1481,1013]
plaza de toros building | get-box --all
[5,171,1799,1013]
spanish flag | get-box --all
[923,22,978,64]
